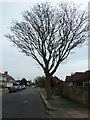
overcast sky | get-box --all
[0,0,89,81]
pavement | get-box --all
[38,87,90,118]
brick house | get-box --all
[65,70,90,86]
[84,70,90,84]
[50,76,63,87]
[50,76,63,95]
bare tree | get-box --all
[5,2,88,99]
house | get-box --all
[65,76,73,86]
[50,76,63,95]
[65,70,90,86]
[0,71,15,87]
[0,72,7,87]
[50,76,63,87]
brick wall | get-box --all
[60,83,88,107]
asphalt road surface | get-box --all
[2,87,51,119]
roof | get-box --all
[65,76,71,82]
[1,71,15,82]
[72,72,85,81]
[65,70,90,82]
[51,76,62,84]
[85,70,90,80]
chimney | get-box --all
[4,71,8,74]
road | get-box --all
[2,87,51,119]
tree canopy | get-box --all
[5,2,88,99]
[20,78,27,85]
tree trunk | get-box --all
[45,74,52,100]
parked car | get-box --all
[21,85,26,90]
[8,86,18,93]
[17,85,22,91]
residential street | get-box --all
[2,87,51,118]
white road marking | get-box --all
[24,100,28,103]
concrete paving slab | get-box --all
[67,111,88,118]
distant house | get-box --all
[14,80,21,85]
[50,76,63,87]
[0,71,15,87]
[65,76,73,86]
[65,70,90,86]
[0,72,6,86]
[84,70,90,85]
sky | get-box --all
[0,0,89,81]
